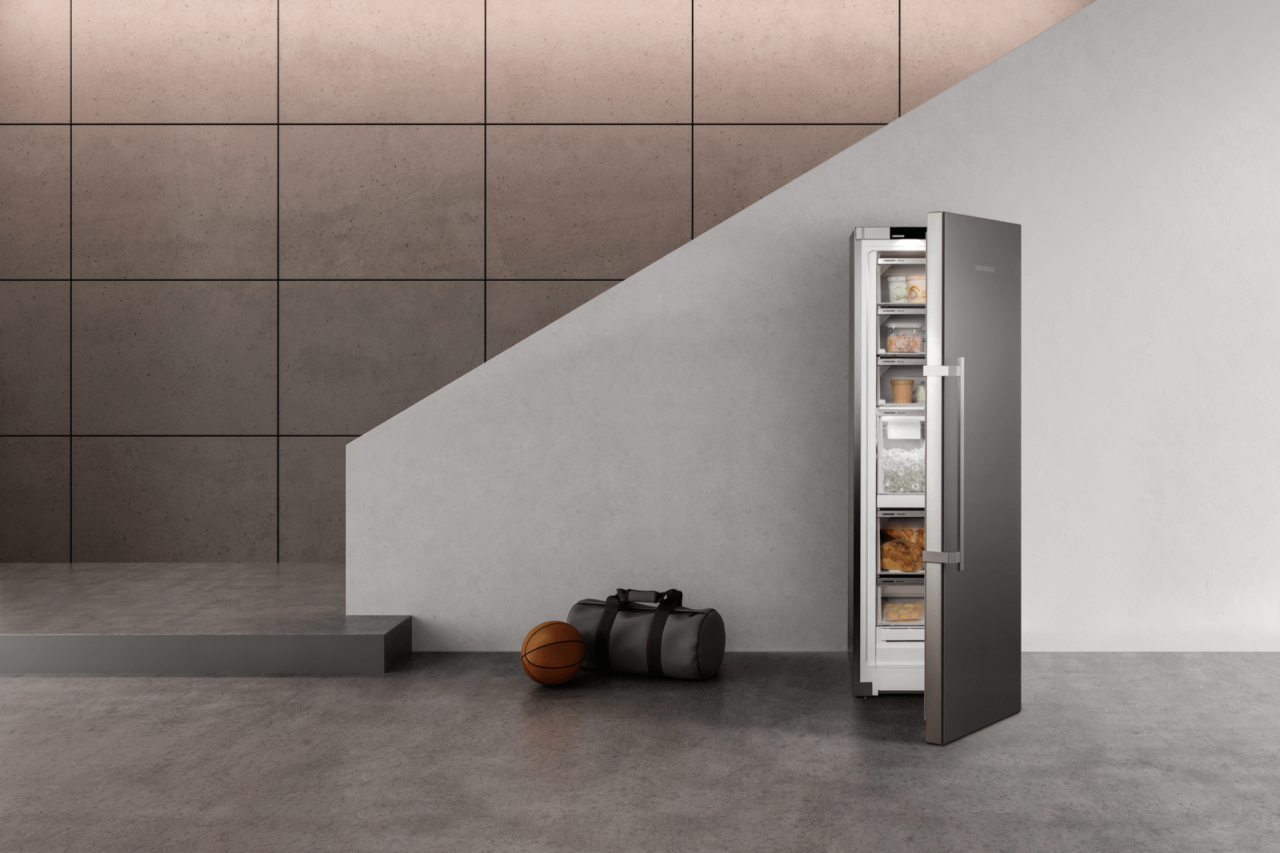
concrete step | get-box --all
[0,563,410,676]
[0,615,410,676]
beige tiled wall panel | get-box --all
[902,0,1094,113]
[487,126,692,280]
[486,281,618,359]
[0,439,70,561]
[488,0,691,123]
[279,437,348,562]
[280,126,484,279]
[694,0,898,123]
[72,0,276,123]
[280,281,483,435]
[0,0,1085,562]
[694,125,881,235]
[72,438,277,561]
[0,127,70,279]
[72,126,276,280]
[0,0,70,122]
[72,282,276,435]
[0,283,69,436]
[281,0,484,123]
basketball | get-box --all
[520,621,585,686]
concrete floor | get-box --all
[1,653,1275,852]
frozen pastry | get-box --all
[882,526,925,549]
[881,539,923,572]
[882,600,924,622]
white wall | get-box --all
[349,0,1280,652]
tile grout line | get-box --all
[898,0,902,118]
[276,0,281,563]
[3,278,657,283]
[0,122,892,128]
[690,0,694,241]
[483,0,487,362]
[68,0,74,562]
[13,435,366,439]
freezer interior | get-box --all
[856,237,929,695]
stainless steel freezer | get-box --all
[850,213,1021,745]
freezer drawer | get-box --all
[875,627,924,665]
[880,597,924,625]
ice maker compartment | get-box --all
[878,415,925,495]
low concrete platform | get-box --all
[0,563,410,675]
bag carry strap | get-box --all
[616,588,682,606]
[596,593,621,672]
[597,588,685,676]
[645,589,682,677]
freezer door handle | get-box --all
[923,364,963,377]
[926,357,965,571]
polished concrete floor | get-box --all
[1,652,1275,852]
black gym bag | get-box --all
[567,588,725,680]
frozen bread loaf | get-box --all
[881,539,923,572]
[882,526,925,549]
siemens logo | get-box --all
[975,265,995,273]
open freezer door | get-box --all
[923,212,1021,745]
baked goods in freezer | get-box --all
[882,599,924,623]
[882,525,925,549]
[881,539,923,572]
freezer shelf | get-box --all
[877,494,925,508]
[878,626,924,642]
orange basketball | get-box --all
[520,621,585,686]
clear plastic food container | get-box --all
[881,598,924,624]
[887,275,909,303]
[906,274,926,303]
[880,526,925,573]
[884,320,925,353]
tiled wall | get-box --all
[0,0,1090,563]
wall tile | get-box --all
[487,126,691,279]
[279,437,348,562]
[280,126,483,279]
[0,282,69,435]
[72,437,276,561]
[902,0,1093,113]
[0,0,70,122]
[0,439,69,561]
[488,0,691,123]
[694,0,897,123]
[72,0,276,123]
[486,280,618,359]
[694,125,880,235]
[72,282,276,435]
[280,281,483,434]
[281,0,483,123]
[72,126,276,280]
[0,126,69,279]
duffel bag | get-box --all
[567,588,725,680]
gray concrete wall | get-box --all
[349,0,1280,652]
